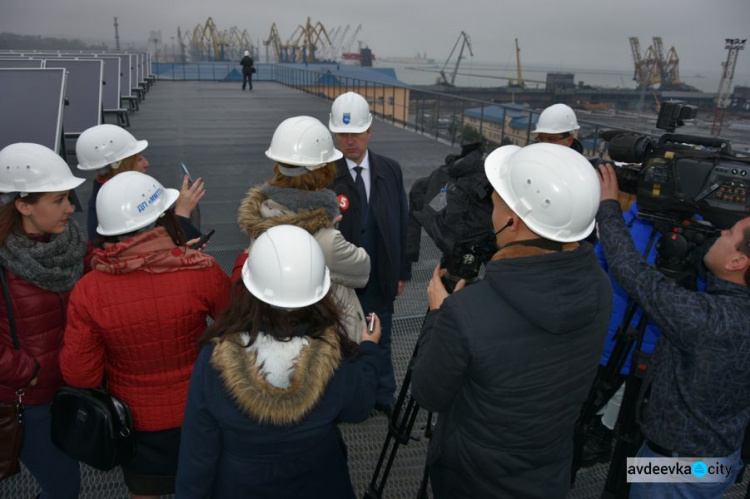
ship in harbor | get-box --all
[378,51,436,65]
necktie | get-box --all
[354,166,368,221]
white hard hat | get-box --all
[329,92,373,134]
[0,143,85,194]
[242,225,331,309]
[76,124,148,171]
[484,143,600,242]
[96,171,179,236]
[265,116,343,170]
[532,104,580,134]
[244,50,250,56]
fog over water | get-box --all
[2,0,748,92]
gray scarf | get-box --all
[260,184,340,221]
[0,218,86,292]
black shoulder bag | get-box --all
[48,296,136,471]
[51,384,136,471]
[0,268,25,480]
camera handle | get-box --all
[660,133,732,154]
[364,312,433,499]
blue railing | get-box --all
[151,62,639,155]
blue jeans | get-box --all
[629,441,742,499]
[19,404,81,499]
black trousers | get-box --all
[242,72,253,90]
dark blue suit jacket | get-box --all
[330,150,411,306]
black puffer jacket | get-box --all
[412,242,612,499]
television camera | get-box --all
[603,101,750,284]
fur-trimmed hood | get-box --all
[237,184,340,239]
[210,327,342,425]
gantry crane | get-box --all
[629,36,682,90]
[342,24,362,56]
[264,23,283,62]
[711,38,746,136]
[184,17,254,62]
[509,38,525,89]
[285,17,333,63]
[439,31,473,86]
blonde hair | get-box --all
[97,154,141,181]
[267,162,337,191]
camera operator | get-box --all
[533,103,584,153]
[411,143,613,499]
[597,163,750,498]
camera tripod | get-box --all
[570,226,661,496]
[364,317,434,499]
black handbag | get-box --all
[0,267,24,481]
[51,386,135,471]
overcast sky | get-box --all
[3,0,749,77]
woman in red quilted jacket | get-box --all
[60,171,231,499]
[0,143,88,498]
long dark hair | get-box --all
[199,282,361,359]
[94,209,186,248]
[0,193,44,246]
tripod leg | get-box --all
[364,396,423,498]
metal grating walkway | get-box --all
[1,81,747,498]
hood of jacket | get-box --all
[210,327,342,425]
[486,242,607,335]
[237,184,340,239]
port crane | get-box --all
[342,24,362,56]
[439,31,473,86]
[183,17,254,62]
[711,38,746,136]
[629,36,682,89]
[284,17,333,63]
[264,23,283,62]
[509,38,525,88]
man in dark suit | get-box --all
[328,92,411,412]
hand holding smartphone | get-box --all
[181,163,193,187]
[190,229,215,250]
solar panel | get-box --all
[43,59,103,135]
[0,68,66,152]
[118,54,133,97]
[131,53,142,91]
[56,54,122,111]
[0,59,43,69]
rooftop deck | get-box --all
[1,80,747,498]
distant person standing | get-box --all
[328,92,411,414]
[240,50,254,91]
[532,103,583,153]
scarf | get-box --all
[93,226,215,274]
[0,218,86,292]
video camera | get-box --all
[603,101,750,285]
[606,101,749,230]
[410,142,495,290]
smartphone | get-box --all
[367,312,377,332]
[180,163,193,187]
[190,229,215,249]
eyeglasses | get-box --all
[537,133,571,144]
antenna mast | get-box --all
[114,17,121,51]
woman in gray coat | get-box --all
[232,116,370,342]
